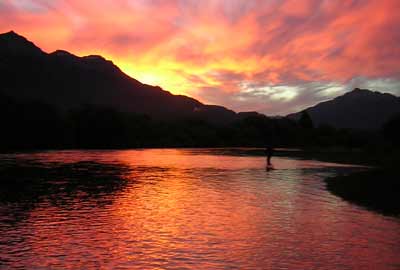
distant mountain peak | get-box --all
[344,88,374,96]
[51,50,76,57]
[49,50,121,74]
[0,31,238,124]
[0,30,44,55]
[3,30,19,37]
[1,30,30,44]
[1,30,30,42]
[83,55,107,61]
[288,88,400,129]
[354,87,373,93]
[82,54,114,65]
[339,88,398,101]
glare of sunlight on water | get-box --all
[0,149,399,270]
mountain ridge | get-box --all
[2,31,399,129]
[0,31,236,124]
[287,88,400,129]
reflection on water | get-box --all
[0,149,399,269]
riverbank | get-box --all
[325,169,400,217]
[2,146,399,217]
[315,146,400,217]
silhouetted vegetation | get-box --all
[326,169,400,217]
[298,110,314,129]
[2,31,399,223]
[2,92,399,152]
[1,31,399,153]
[383,113,400,146]
[323,114,400,217]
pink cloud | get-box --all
[0,0,399,114]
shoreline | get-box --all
[2,147,398,217]
[325,169,400,217]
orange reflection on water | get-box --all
[112,169,274,264]
[1,149,399,269]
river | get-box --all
[0,149,399,269]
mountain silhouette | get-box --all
[0,31,236,124]
[288,88,400,129]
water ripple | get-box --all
[0,149,399,269]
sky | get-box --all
[1,0,399,115]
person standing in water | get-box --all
[265,146,274,167]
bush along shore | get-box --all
[325,168,400,217]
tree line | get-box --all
[1,93,398,151]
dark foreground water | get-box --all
[0,149,399,270]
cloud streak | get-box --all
[1,0,399,114]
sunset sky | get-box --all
[1,0,399,115]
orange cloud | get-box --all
[1,0,399,114]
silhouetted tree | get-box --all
[298,110,314,129]
[383,113,400,146]
[2,90,397,151]
[70,105,126,148]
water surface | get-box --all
[0,149,399,269]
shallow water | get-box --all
[0,149,399,269]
